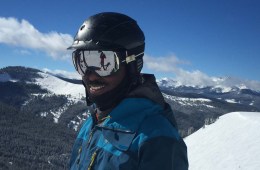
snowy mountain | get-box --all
[157,77,260,136]
[35,71,84,100]
[157,76,260,93]
[0,66,88,131]
[1,66,260,135]
[1,66,260,169]
[185,111,260,170]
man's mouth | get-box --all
[85,78,108,95]
[89,85,105,91]
[87,81,108,95]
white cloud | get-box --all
[144,54,260,90]
[213,76,260,91]
[0,17,73,60]
[174,68,216,87]
[144,54,214,86]
[144,54,189,72]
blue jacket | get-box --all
[69,75,188,170]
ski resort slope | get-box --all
[35,72,85,100]
[185,112,260,170]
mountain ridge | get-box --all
[1,66,260,133]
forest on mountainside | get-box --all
[0,102,76,169]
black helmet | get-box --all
[68,12,145,110]
[68,12,145,74]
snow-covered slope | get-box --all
[185,112,260,170]
[163,93,215,108]
[35,72,85,100]
[157,77,260,93]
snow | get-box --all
[157,76,260,93]
[163,93,211,102]
[35,72,85,100]
[225,99,238,103]
[34,72,86,123]
[19,71,86,123]
[42,68,81,80]
[163,93,214,108]
[212,86,232,93]
[156,77,181,87]
[40,102,72,123]
[185,112,260,170]
[68,111,90,131]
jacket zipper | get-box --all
[87,138,109,170]
[87,129,94,148]
[76,146,82,168]
[86,127,98,170]
[87,148,99,170]
[78,116,113,169]
[75,127,95,168]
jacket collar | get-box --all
[128,74,165,108]
[97,97,163,151]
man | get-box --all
[68,12,188,170]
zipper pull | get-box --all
[78,146,82,154]
[76,146,82,165]
[87,150,98,170]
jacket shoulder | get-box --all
[138,109,181,142]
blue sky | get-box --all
[0,0,260,85]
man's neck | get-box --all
[95,108,112,124]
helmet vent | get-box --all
[80,25,85,30]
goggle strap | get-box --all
[82,51,88,67]
[72,53,77,70]
[76,51,86,75]
[73,52,80,73]
[77,56,84,75]
[122,52,144,64]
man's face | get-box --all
[82,66,126,97]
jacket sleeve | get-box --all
[138,136,189,170]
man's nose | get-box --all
[83,70,100,81]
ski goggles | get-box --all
[72,50,144,77]
[72,50,123,77]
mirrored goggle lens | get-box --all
[72,50,120,77]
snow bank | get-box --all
[185,112,260,170]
